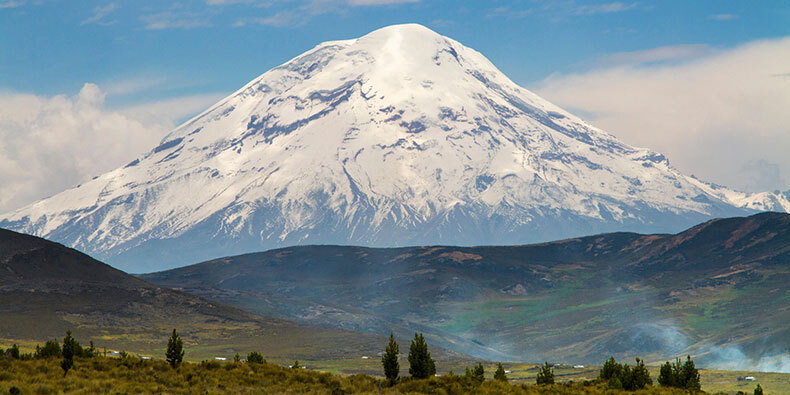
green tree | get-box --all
[407,333,435,379]
[754,383,764,395]
[246,351,265,364]
[292,360,301,369]
[629,358,652,390]
[471,363,485,383]
[680,355,701,390]
[494,363,507,382]
[599,356,622,381]
[381,332,400,384]
[234,353,241,363]
[658,360,674,387]
[165,329,184,369]
[536,362,554,385]
[61,330,77,377]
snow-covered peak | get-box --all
[0,24,779,272]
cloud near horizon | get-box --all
[0,84,223,213]
[537,37,790,193]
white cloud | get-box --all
[140,10,212,30]
[0,84,224,213]
[708,13,738,21]
[537,37,790,192]
[81,3,118,26]
[346,0,418,5]
[573,2,637,15]
[0,0,24,8]
[595,44,715,67]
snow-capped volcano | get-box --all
[2,24,786,272]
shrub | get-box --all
[597,357,651,390]
[657,355,700,390]
[754,383,764,395]
[246,351,265,364]
[536,362,554,385]
[34,340,61,359]
[5,344,19,360]
[471,363,484,383]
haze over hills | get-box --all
[1,24,788,273]
[0,228,407,362]
[142,213,790,370]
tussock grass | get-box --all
[0,356,706,394]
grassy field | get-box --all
[1,354,768,395]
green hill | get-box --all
[141,212,790,368]
[0,228,434,364]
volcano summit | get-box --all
[2,24,787,272]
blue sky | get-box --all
[0,0,789,212]
[2,1,787,103]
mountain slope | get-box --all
[141,213,790,368]
[1,24,785,272]
[0,228,405,362]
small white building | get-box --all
[745,376,756,381]
[573,365,585,369]
[215,357,227,361]
[361,356,369,359]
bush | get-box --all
[5,344,19,360]
[34,340,61,359]
[470,363,484,383]
[246,351,265,364]
[754,383,764,395]
[658,355,700,390]
[536,362,554,385]
[597,357,651,390]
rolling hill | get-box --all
[142,212,790,369]
[0,228,446,364]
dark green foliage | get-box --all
[597,357,651,390]
[34,340,61,359]
[234,353,241,363]
[494,363,507,382]
[291,360,300,369]
[9,387,20,395]
[407,333,435,379]
[5,344,19,359]
[658,360,674,387]
[599,356,622,381]
[246,351,265,364]
[657,355,700,390]
[536,362,554,385]
[381,332,399,384]
[165,329,184,369]
[754,383,764,395]
[471,363,485,383]
[61,330,77,376]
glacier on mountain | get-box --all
[1,24,786,272]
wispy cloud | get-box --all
[573,2,638,15]
[140,10,212,30]
[538,37,790,192]
[346,0,419,5]
[0,0,24,8]
[228,0,419,27]
[594,44,716,67]
[486,6,532,19]
[81,3,119,26]
[708,13,738,21]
